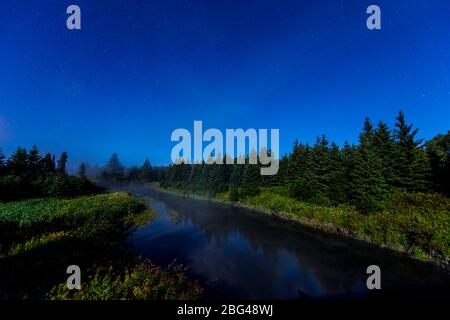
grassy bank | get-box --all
[156,184,449,269]
[0,192,202,300]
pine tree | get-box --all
[342,141,356,201]
[28,145,41,178]
[229,163,244,202]
[221,155,234,189]
[140,158,153,182]
[79,163,87,178]
[373,121,395,187]
[207,163,222,196]
[160,166,170,187]
[426,131,450,195]
[392,111,431,191]
[198,162,209,192]
[209,156,232,196]
[188,163,201,192]
[351,118,388,213]
[327,142,347,204]
[7,147,28,176]
[241,150,261,198]
[40,153,56,175]
[104,153,125,181]
[271,154,288,187]
[287,142,313,201]
[57,152,69,175]
[410,148,432,192]
[310,135,331,203]
[126,166,140,181]
[175,161,191,184]
[0,148,6,175]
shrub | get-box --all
[242,187,449,265]
[47,260,203,300]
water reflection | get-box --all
[120,185,450,300]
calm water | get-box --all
[118,185,450,300]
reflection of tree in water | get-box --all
[145,187,450,298]
[165,207,182,224]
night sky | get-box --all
[1,0,449,168]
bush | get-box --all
[242,187,450,265]
[47,260,203,300]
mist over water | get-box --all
[114,184,450,300]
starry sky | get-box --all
[0,0,449,168]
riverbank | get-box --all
[0,192,203,299]
[151,183,450,271]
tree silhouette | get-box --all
[57,152,69,175]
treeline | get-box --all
[160,111,450,213]
[97,153,164,184]
[0,145,100,201]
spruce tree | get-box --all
[271,154,289,187]
[221,155,234,189]
[207,155,232,196]
[140,158,153,182]
[342,141,356,201]
[40,153,56,175]
[229,163,244,202]
[164,165,175,186]
[288,142,314,201]
[187,163,201,192]
[351,118,388,213]
[176,161,191,184]
[105,153,125,181]
[392,111,431,191]
[241,150,261,198]
[198,162,209,192]
[126,166,140,181]
[28,145,41,178]
[327,142,347,204]
[208,163,223,196]
[426,131,450,195]
[7,147,28,176]
[79,163,87,178]
[310,135,331,203]
[287,141,303,194]
[57,152,69,175]
[410,148,432,192]
[373,121,395,187]
[0,148,5,175]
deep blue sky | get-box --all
[0,0,449,168]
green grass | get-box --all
[0,192,144,227]
[0,193,202,300]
